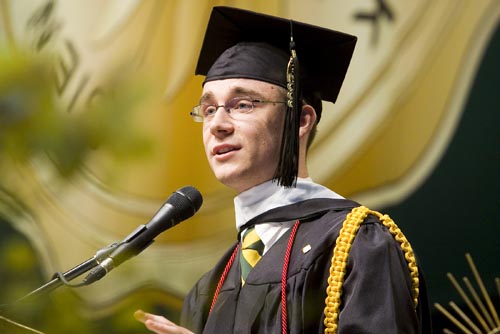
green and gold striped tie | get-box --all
[240,226,265,285]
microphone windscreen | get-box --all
[169,186,203,221]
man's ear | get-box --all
[299,104,317,138]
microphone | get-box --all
[83,185,202,285]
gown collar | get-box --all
[234,178,344,232]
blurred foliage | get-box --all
[0,220,173,334]
[0,49,158,333]
[0,49,151,177]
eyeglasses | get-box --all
[190,96,286,122]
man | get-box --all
[136,6,431,334]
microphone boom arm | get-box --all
[14,242,119,303]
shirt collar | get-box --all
[234,178,343,231]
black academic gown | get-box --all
[180,198,431,334]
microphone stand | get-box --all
[13,242,119,304]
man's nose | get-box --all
[208,106,234,134]
[212,105,229,115]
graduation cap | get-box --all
[195,6,357,187]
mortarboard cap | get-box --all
[195,6,357,187]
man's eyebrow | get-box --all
[232,87,263,98]
[199,93,213,103]
[199,87,265,103]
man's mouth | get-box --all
[218,147,234,154]
[213,145,239,155]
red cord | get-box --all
[281,220,300,334]
[209,219,301,334]
[209,244,239,314]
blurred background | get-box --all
[0,1,498,333]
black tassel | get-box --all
[273,22,300,188]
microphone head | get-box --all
[168,186,203,221]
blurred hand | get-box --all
[134,309,194,334]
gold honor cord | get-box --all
[323,206,420,334]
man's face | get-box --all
[200,78,286,193]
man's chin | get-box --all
[213,171,248,193]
